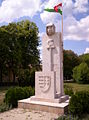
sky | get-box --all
[0,0,89,56]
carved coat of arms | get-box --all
[39,76,51,93]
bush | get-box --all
[0,103,12,112]
[69,91,89,117]
[73,62,89,84]
[23,86,35,98]
[57,115,79,120]
[18,68,35,87]
[64,85,74,96]
[4,86,34,108]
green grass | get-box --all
[64,83,89,92]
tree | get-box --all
[16,20,40,68]
[0,20,40,83]
[0,27,10,82]
[79,53,89,67]
[73,62,89,84]
[63,50,80,80]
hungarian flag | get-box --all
[44,3,62,15]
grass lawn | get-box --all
[64,83,89,92]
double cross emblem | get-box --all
[39,76,51,93]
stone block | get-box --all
[35,71,56,99]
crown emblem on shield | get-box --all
[39,76,51,93]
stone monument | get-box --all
[18,23,69,115]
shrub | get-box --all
[64,85,74,96]
[57,115,79,120]
[73,62,89,84]
[23,86,35,98]
[18,68,35,87]
[4,86,34,108]
[69,91,89,116]
[0,103,12,112]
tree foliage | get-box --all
[4,86,34,107]
[79,53,89,67]
[17,68,35,87]
[63,50,80,80]
[73,62,89,84]
[69,91,89,116]
[0,20,40,83]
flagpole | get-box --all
[61,4,63,62]
[61,4,64,94]
[62,8,63,38]
[62,4,63,55]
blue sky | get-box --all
[0,0,89,55]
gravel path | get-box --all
[0,108,59,120]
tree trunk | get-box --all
[13,71,15,83]
[0,68,2,82]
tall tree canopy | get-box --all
[79,53,89,67]
[0,20,40,82]
[73,62,89,84]
[63,50,80,80]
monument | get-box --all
[18,23,69,115]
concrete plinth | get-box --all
[18,98,69,115]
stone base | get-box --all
[30,95,69,103]
[18,97,69,115]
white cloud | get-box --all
[40,0,62,24]
[0,0,41,23]
[84,48,89,54]
[40,0,89,41]
[40,0,88,24]
[64,15,89,41]
[0,0,89,42]
[40,12,57,24]
[40,0,74,24]
[63,0,74,17]
[74,0,88,13]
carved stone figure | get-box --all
[46,23,55,36]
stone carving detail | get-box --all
[47,39,55,49]
[46,23,55,36]
[39,76,51,93]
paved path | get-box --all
[0,108,59,120]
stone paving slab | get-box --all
[0,108,59,120]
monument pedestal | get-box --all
[30,95,69,103]
[18,97,69,115]
[18,71,69,115]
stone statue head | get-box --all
[46,23,55,36]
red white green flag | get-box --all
[44,3,62,15]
